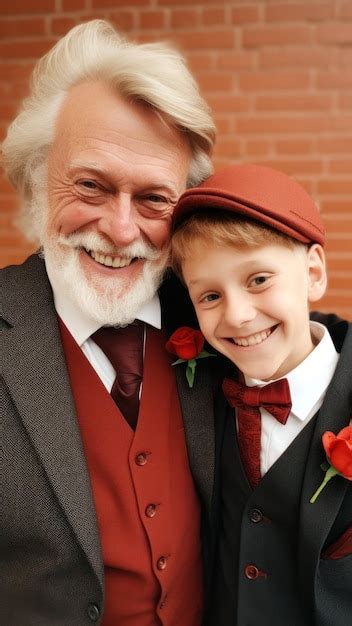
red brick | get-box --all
[328,160,352,174]
[232,6,260,25]
[0,0,55,15]
[317,137,352,154]
[243,25,311,48]
[108,11,136,32]
[338,1,352,19]
[0,18,45,39]
[213,115,233,134]
[0,39,56,60]
[217,51,255,71]
[317,71,352,88]
[325,256,352,272]
[317,23,352,44]
[0,101,20,120]
[275,139,314,155]
[245,139,272,156]
[256,94,333,112]
[93,0,149,7]
[237,115,329,134]
[338,93,352,109]
[318,179,352,194]
[0,63,33,81]
[62,0,86,9]
[266,2,333,23]
[202,7,226,26]
[321,200,352,213]
[254,158,322,175]
[158,0,215,5]
[330,114,352,131]
[51,17,77,36]
[171,8,199,29]
[174,30,235,50]
[207,94,250,114]
[197,71,234,93]
[214,137,242,156]
[187,52,214,72]
[239,70,310,91]
[139,10,165,29]
[259,47,334,69]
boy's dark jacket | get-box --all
[206,312,352,626]
[1,254,351,626]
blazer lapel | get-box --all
[0,255,103,586]
[175,360,216,513]
[298,323,352,611]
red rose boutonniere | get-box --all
[166,326,216,388]
[310,425,352,503]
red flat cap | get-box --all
[173,164,325,245]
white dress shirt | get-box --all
[46,261,162,393]
[243,321,339,476]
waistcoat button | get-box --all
[145,503,157,517]
[87,603,100,621]
[157,556,167,570]
[135,452,148,466]
[244,564,259,580]
[249,508,263,523]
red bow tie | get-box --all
[222,377,292,425]
[222,377,292,489]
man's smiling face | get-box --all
[43,81,192,325]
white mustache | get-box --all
[58,231,160,261]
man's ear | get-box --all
[307,243,327,302]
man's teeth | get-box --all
[233,328,272,347]
[88,250,133,268]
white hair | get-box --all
[1,19,215,239]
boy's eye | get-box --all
[250,275,269,287]
[201,293,219,303]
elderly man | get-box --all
[0,20,216,626]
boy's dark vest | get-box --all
[210,406,317,626]
[60,322,203,626]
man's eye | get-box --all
[80,180,98,190]
[146,194,166,203]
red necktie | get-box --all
[222,377,292,489]
[92,322,144,430]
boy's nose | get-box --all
[222,295,257,329]
[99,194,140,246]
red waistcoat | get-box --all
[60,322,203,626]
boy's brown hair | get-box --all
[171,211,305,281]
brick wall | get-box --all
[1,0,352,318]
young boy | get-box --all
[170,164,352,626]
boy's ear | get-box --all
[306,243,327,302]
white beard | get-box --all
[26,164,168,326]
[43,231,168,327]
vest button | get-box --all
[244,564,259,580]
[249,508,263,523]
[87,603,100,621]
[135,452,148,466]
[157,556,167,570]
[145,503,157,517]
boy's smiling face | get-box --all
[183,240,327,381]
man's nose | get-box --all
[99,194,140,246]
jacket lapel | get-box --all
[298,322,352,611]
[0,255,103,586]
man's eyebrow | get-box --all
[68,160,110,177]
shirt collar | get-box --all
[245,321,339,421]
[46,261,161,347]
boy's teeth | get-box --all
[234,328,271,347]
[89,250,133,268]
